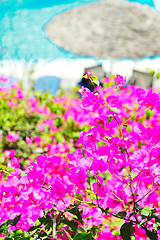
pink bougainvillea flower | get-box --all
[4,149,15,159]
[135,87,146,105]
[6,132,19,142]
[37,123,44,131]
[114,74,126,87]
[16,217,31,232]
[26,137,32,144]
[106,95,119,107]
[68,148,92,169]
[78,86,90,98]
[107,186,126,210]
[134,225,148,238]
[0,76,9,83]
[91,158,108,174]
[135,88,160,110]
[9,99,18,108]
[86,70,92,78]
[144,90,159,110]
[101,77,110,83]
[97,227,115,239]
[68,167,87,191]
[11,157,20,169]
[92,176,107,197]
[51,178,66,199]
[2,74,160,236]
[34,136,41,144]
[79,87,104,112]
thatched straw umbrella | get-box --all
[45,0,160,60]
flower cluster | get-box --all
[0,84,95,168]
[1,74,160,239]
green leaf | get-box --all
[110,107,118,112]
[156,73,160,79]
[153,223,160,231]
[146,229,158,240]
[20,172,27,177]
[44,208,54,215]
[75,194,83,202]
[29,214,52,232]
[124,137,129,141]
[120,222,135,240]
[0,221,8,235]
[68,205,83,224]
[107,116,113,123]
[138,220,145,228]
[61,228,73,240]
[91,76,99,86]
[117,211,127,219]
[150,69,155,75]
[82,74,88,79]
[91,76,98,80]
[141,207,155,219]
[35,219,41,227]
[145,108,154,120]
[44,215,53,232]
[128,212,134,218]
[141,209,150,217]
[61,219,78,235]
[123,124,132,132]
[135,204,143,211]
[6,167,14,172]
[130,172,138,180]
[120,147,126,154]
[73,233,93,240]
[0,165,6,171]
[154,215,160,223]
[7,214,21,227]
[2,237,13,240]
[10,229,24,237]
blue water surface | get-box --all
[0,0,155,62]
[128,0,154,6]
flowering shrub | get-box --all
[1,73,160,239]
[0,83,92,168]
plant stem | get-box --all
[136,188,157,204]
[121,107,145,126]
[52,214,58,240]
[129,172,138,223]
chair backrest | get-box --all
[34,76,61,95]
[131,70,153,89]
[84,64,104,80]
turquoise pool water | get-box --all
[129,0,154,6]
[0,0,155,62]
